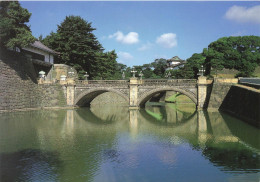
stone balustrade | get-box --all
[142,79,197,85]
[75,79,197,86]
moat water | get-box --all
[0,103,259,182]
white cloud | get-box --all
[109,31,139,44]
[117,51,133,64]
[225,5,260,24]
[138,42,153,51]
[156,33,177,48]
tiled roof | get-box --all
[30,41,58,54]
[168,56,184,62]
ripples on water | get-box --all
[0,103,259,182]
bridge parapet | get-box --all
[69,78,212,109]
[142,79,197,86]
[238,77,260,89]
[76,80,129,87]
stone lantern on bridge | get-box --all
[131,67,137,78]
[84,72,89,80]
[67,67,75,78]
[198,65,205,76]
[67,67,75,85]
[38,71,46,84]
[122,71,125,80]
[165,72,172,79]
[139,71,144,83]
[139,71,143,79]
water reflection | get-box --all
[0,104,259,182]
[142,103,197,126]
[0,149,61,182]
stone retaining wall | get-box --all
[207,83,234,109]
[219,85,260,128]
[0,50,66,111]
[207,78,260,127]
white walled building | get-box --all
[22,41,57,66]
[166,56,185,70]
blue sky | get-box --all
[21,1,260,67]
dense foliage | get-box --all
[121,58,169,79]
[43,16,120,79]
[205,36,260,77]
[178,36,260,78]
[0,1,35,49]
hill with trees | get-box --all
[177,36,260,78]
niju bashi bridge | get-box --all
[63,77,210,109]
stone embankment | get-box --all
[219,85,260,128]
[0,50,66,111]
[208,78,260,128]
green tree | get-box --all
[151,58,168,78]
[185,51,206,78]
[0,1,35,49]
[205,36,260,77]
[43,16,103,79]
[142,64,155,78]
[91,50,120,80]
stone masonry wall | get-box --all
[207,83,234,109]
[207,79,260,127]
[219,85,260,128]
[91,92,128,106]
[0,50,66,111]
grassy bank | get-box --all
[165,93,194,104]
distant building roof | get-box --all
[166,56,186,70]
[167,56,184,62]
[30,41,58,54]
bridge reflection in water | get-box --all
[72,104,260,172]
[0,104,259,182]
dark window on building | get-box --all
[23,50,45,61]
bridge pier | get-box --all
[197,76,208,110]
[129,77,139,109]
[66,79,76,106]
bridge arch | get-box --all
[137,87,197,107]
[75,88,129,107]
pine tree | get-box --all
[0,1,35,49]
[43,16,104,79]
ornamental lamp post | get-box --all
[39,71,46,78]
[131,67,137,78]
[122,71,125,80]
[165,72,171,79]
[139,71,144,80]
[60,75,67,81]
[38,71,46,84]
[68,67,74,78]
[84,72,89,80]
[198,65,205,76]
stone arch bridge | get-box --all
[64,77,209,109]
